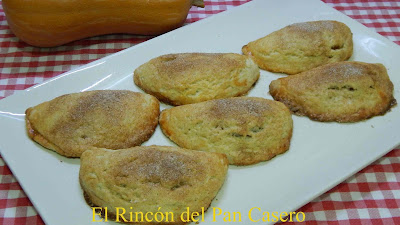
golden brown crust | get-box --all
[269,61,397,122]
[26,108,71,156]
[242,20,353,75]
[25,90,160,157]
[134,53,260,105]
[159,97,293,165]
[79,146,228,224]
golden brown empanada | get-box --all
[26,90,159,157]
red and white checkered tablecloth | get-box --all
[0,0,399,224]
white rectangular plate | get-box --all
[1,0,400,224]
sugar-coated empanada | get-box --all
[269,62,396,122]
[242,20,353,74]
[26,90,159,157]
[79,146,228,224]
[160,97,293,165]
[134,53,260,105]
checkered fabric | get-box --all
[0,0,399,224]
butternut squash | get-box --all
[2,0,204,47]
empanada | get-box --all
[26,90,159,157]
[159,97,293,165]
[134,53,260,105]
[79,146,228,224]
[269,62,396,122]
[242,20,353,74]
